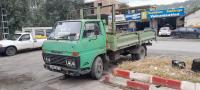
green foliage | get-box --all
[44,0,84,26]
[1,0,30,33]
[0,0,84,33]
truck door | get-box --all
[80,21,106,68]
[17,34,33,50]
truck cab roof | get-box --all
[15,33,31,35]
[59,19,102,22]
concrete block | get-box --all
[113,68,130,79]
[127,80,150,90]
[166,79,181,89]
[196,83,200,90]
[149,85,175,90]
[181,81,195,90]
[130,72,152,83]
[109,75,128,86]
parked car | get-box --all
[0,33,47,56]
[171,27,200,38]
[158,27,171,36]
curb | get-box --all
[103,74,150,90]
[103,75,174,90]
[104,68,200,90]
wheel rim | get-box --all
[6,47,16,56]
[95,59,103,78]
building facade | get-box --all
[84,0,120,16]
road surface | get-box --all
[0,51,120,90]
[149,40,200,57]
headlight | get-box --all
[43,56,51,63]
[66,60,76,68]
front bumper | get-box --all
[44,64,90,76]
[159,33,171,36]
[42,53,90,76]
[0,47,6,54]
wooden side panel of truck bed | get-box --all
[106,29,156,51]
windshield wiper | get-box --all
[49,33,77,41]
[59,33,77,41]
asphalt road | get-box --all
[149,40,200,57]
[0,51,120,90]
[0,39,200,90]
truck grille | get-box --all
[42,53,80,69]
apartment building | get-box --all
[84,0,120,16]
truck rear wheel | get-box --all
[91,57,103,80]
[131,46,146,60]
[5,46,17,56]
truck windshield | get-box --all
[7,34,22,40]
[49,21,81,40]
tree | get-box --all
[1,0,30,33]
[0,0,84,34]
[44,0,84,26]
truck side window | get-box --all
[83,22,100,38]
[19,34,30,41]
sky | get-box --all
[85,0,188,6]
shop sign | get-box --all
[125,13,141,21]
[148,8,185,18]
[108,14,126,22]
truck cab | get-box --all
[42,20,107,79]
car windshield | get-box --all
[7,34,22,40]
[49,21,81,40]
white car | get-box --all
[158,27,172,36]
[0,33,46,56]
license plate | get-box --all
[49,65,61,71]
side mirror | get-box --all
[94,30,99,35]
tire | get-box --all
[91,57,103,80]
[5,46,17,56]
[192,58,200,72]
[131,46,146,60]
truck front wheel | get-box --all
[91,57,103,80]
[131,46,146,60]
[5,46,17,56]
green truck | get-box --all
[42,5,156,80]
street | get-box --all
[0,39,200,90]
[0,51,120,90]
[149,40,200,57]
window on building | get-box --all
[91,10,94,14]
[98,3,102,6]
[90,5,94,14]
